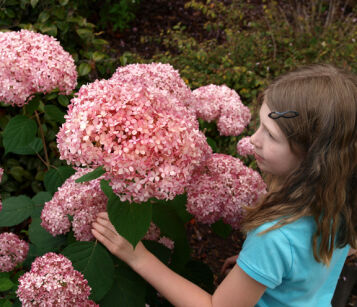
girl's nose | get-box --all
[250,129,260,148]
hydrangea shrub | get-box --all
[17,253,97,306]
[186,153,266,229]
[191,84,251,136]
[0,30,77,107]
[0,232,29,272]
[57,76,211,203]
[41,168,107,241]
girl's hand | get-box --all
[220,255,239,276]
[91,212,146,267]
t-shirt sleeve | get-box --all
[237,222,293,289]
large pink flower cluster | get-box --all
[17,252,97,307]
[0,30,77,107]
[111,63,194,108]
[191,84,251,136]
[186,154,266,229]
[41,168,107,241]
[0,167,3,212]
[237,136,255,157]
[57,75,211,203]
[0,232,29,272]
[144,223,174,250]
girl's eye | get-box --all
[266,129,274,139]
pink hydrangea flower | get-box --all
[57,75,211,203]
[0,30,77,107]
[144,222,174,250]
[0,232,29,272]
[191,84,251,136]
[237,136,255,157]
[111,63,194,108]
[0,167,3,212]
[17,252,97,307]
[186,154,266,229]
[41,168,107,241]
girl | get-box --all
[92,64,357,307]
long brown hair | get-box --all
[242,64,357,265]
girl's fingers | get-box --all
[95,216,117,233]
[220,255,239,275]
[92,221,118,238]
[91,228,120,256]
[97,211,109,219]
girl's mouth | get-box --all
[254,153,264,162]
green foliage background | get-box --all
[1,0,357,306]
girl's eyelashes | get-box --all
[267,130,274,139]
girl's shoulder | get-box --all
[253,216,316,238]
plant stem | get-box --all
[34,110,50,170]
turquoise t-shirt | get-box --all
[237,217,350,307]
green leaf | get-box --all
[152,201,186,241]
[76,28,93,41]
[93,39,109,46]
[31,191,52,218]
[30,0,39,8]
[107,196,152,248]
[39,24,57,37]
[0,196,34,227]
[62,241,115,301]
[45,92,58,101]
[32,191,53,205]
[99,263,146,307]
[44,166,75,194]
[206,137,217,152]
[3,115,37,155]
[44,105,65,123]
[29,217,66,250]
[58,0,69,5]
[100,179,115,199]
[11,137,43,155]
[57,95,69,107]
[211,219,232,238]
[152,199,191,271]
[23,243,51,268]
[75,166,105,183]
[0,277,14,292]
[78,63,91,76]
[1,300,14,307]
[92,51,107,62]
[38,11,50,22]
[167,194,192,223]
[24,97,40,116]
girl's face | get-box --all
[250,102,302,178]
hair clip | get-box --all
[268,110,299,119]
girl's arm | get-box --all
[91,212,266,307]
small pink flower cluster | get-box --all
[0,232,29,272]
[111,63,194,108]
[57,74,211,203]
[41,168,107,241]
[186,154,266,229]
[17,252,97,307]
[0,167,3,212]
[0,30,77,107]
[191,84,251,136]
[237,136,255,157]
[144,223,175,250]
